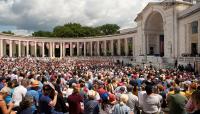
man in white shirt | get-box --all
[12,79,28,107]
[126,85,139,114]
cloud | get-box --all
[0,0,160,34]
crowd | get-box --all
[0,57,200,114]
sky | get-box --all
[0,0,160,35]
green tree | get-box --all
[2,31,14,35]
[32,31,54,37]
[32,23,120,38]
[99,24,120,35]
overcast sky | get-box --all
[0,0,160,35]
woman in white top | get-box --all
[141,85,162,114]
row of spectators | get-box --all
[0,57,200,114]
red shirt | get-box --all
[67,93,83,114]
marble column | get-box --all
[117,39,121,56]
[124,38,128,56]
[26,41,29,57]
[104,40,107,56]
[132,37,135,56]
[9,40,12,57]
[0,39,3,57]
[198,20,200,54]
[111,40,114,56]
[77,42,79,56]
[50,42,53,58]
[18,41,21,57]
[97,41,100,56]
[60,42,63,57]
[70,42,73,56]
[84,42,86,56]
[63,42,65,57]
[52,42,55,57]
[90,42,93,56]
[34,42,37,57]
[42,42,45,57]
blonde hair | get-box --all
[119,94,129,105]
[0,87,11,95]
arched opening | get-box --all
[145,11,164,57]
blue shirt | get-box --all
[112,104,131,114]
[5,88,14,104]
[0,82,4,90]
[26,89,39,113]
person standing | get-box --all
[141,85,162,114]
[12,79,28,110]
[67,84,83,114]
[112,94,131,114]
[167,86,188,114]
[126,85,139,114]
[0,87,15,114]
[190,90,200,114]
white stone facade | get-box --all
[0,0,199,63]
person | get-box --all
[0,77,6,90]
[39,84,63,114]
[141,85,162,114]
[5,79,18,104]
[84,90,100,114]
[12,79,28,109]
[0,86,15,114]
[112,94,131,114]
[67,84,83,114]
[26,80,40,114]
[167,86,188,114]
[17,95,34,114]
[190,90,200,114]
[54,81,68,113]
[126,85,139,114]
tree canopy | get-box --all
[2,31,14,35]
[32,23,120,38]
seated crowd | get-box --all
[0,57,200,114]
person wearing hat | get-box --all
[167,86,188,114]
[26,80,40,114]
[0,86,15,114]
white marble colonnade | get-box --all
[0,34,135,58]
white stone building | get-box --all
[0,0,200,66]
